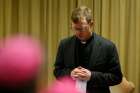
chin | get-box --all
[78,37,86,41]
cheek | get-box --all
[75,31,80,36]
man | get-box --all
[54,6,122,93]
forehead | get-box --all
[73,17,88,25]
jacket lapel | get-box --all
[89,33,101,68]
[65,36,76,68]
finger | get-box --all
[76,72,87,77]
[73,68,83,73]
[77,66,82,69]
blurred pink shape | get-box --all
[0,35,43,88]
[40,77,80,93]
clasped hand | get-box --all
[71,66,91,81]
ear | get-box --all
[89,21,94,27]
[90,19,95,27]
[71,22,74,28]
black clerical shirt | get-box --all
[75,34,94,68]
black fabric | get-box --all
[54,32,123,93]
[75,34,93,69]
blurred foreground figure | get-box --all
[0,35,43,93]
[40,77,80,93]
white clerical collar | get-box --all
[80,41,86,44]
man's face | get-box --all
[72,17,93,41]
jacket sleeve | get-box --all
[88,44,123,87]
[53,40,71,79]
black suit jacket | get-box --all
[54,32,122,93]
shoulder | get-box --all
[93,33,115,49]
[59,36,76,46]
[93,33,118,58]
